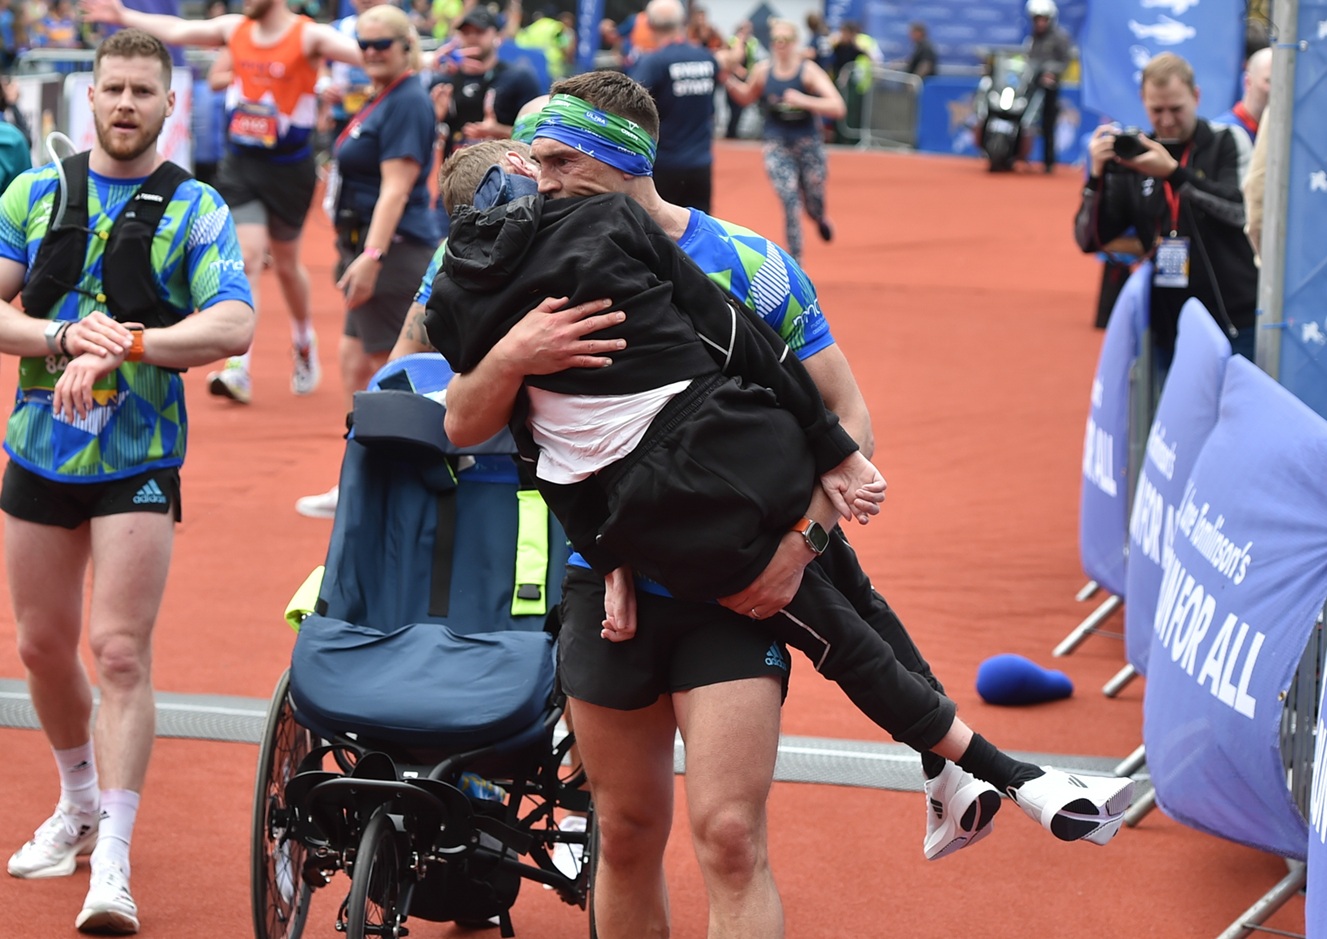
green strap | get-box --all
[511,490,550,617]
[285,566,326,632]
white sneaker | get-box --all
[1008,767,1135,845]
[550,814,586,880]
[8,803,99,879]
[295,485,339,519]
[207,358,252,404]
[922,762,1001,861]
[76,861,139,934]
[291,337,321,395]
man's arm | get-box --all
[127,299,254,370]
[80,0,237,46]
[441,296,626,446]
[304,20,364,67]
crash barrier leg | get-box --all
[1124,784,1157,828]
[1052,593,1122,657]
[1103,662,1139,697]
[1114,744,1147,778]
[1076,579,1101,602]
[835,65,920,150]
[1212,861,1307,939]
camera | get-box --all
[1113,128,1148,159]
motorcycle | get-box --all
[972,51,1042,172]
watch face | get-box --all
[805,520,830,554]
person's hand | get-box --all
[79,0,126,25]
[601,566,638,641]
[718,535,809,619]
[430,81,453,121]
[820,451,886,524]
[52,350,124,420]
[456,45,490,75]
[337,252,381,309]
[1117,134,1181,179]
[1086,124,1120,180]
[496,296,626,376]
[1039,72,1058,88]
[63,310,134,359]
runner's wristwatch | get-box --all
[791,517,830,555]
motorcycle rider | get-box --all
[1024,0,1071,173]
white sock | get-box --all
[54,742,99,814]
[90,789,139,875]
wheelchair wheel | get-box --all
[346,807,406,939]
[251,669,315,939]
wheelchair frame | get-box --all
[251,669,598,939]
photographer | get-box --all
[1074,52,1257,374]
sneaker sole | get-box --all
[208,375,251,404]
[8,833,97,878]
[1049,778,1135,843]
[75,907,139,934]
[925,789,1002,861]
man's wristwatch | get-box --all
[43,319,64,354]
[791,517,830,556]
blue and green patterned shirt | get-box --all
[0,164,252,482]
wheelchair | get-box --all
[249,354,597,939]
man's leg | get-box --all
[674,677,783,939]
[568,696,676,939]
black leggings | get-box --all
[767,530,957,752]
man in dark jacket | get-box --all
[1074,51,1258,374]
[1024,0,1071,172]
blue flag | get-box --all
[1143,357,1327,860]
[574,0,605,73]
[1124,301,1229,675]
[1276,0,1327,421]
[1079,0,1243,127]
[1079,262,1149,597]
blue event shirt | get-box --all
[333,74,440,246]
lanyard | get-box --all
[335,70,414,152]
[1162,142,1193,236]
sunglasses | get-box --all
[771,36,795,44]
[357,37,399,51]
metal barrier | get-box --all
[835,64,921,150]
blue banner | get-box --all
[915,78,1091,165]
[1124,301,1230,675]
[1078,262,1149,597]
[1143,356,1327,860]
[1309,661,1327,936]
[1079,0,1243,128]
[1276,0,1327,421]
[574,0,605,74]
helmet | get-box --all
[1026,0,1057,18]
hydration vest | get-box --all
[21,150,192,331]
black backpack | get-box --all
[21,150,193,330]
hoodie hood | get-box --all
[443,168,543,291]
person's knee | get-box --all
[691,801,765,884]
[88,631,151,690]
[596,802,670,871]
[16,625,81,676]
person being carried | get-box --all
[0,28,253,934]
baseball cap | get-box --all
[458,7,500,30]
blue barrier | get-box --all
[1078,262,1149,599]
[1143,355,1327,861]
[1123,301,1230,675]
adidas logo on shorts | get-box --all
[132,480,168,505]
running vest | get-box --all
[21,150,192,331]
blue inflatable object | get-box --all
[976,654,1074,705]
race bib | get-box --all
[228,100,280,149]
[1153,236,1191,289]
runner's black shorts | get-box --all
[0,462,181,529]
[557,565,790,711]
[216,149,317,242]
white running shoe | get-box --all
[291,338,321,395]
[1008,767,1135,845]
[550,815,586,880]
[7,803,99,879]
[207,358,252,404]
[922,762,1001,861]
[76,861,139,934]
[295,485,339,519]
